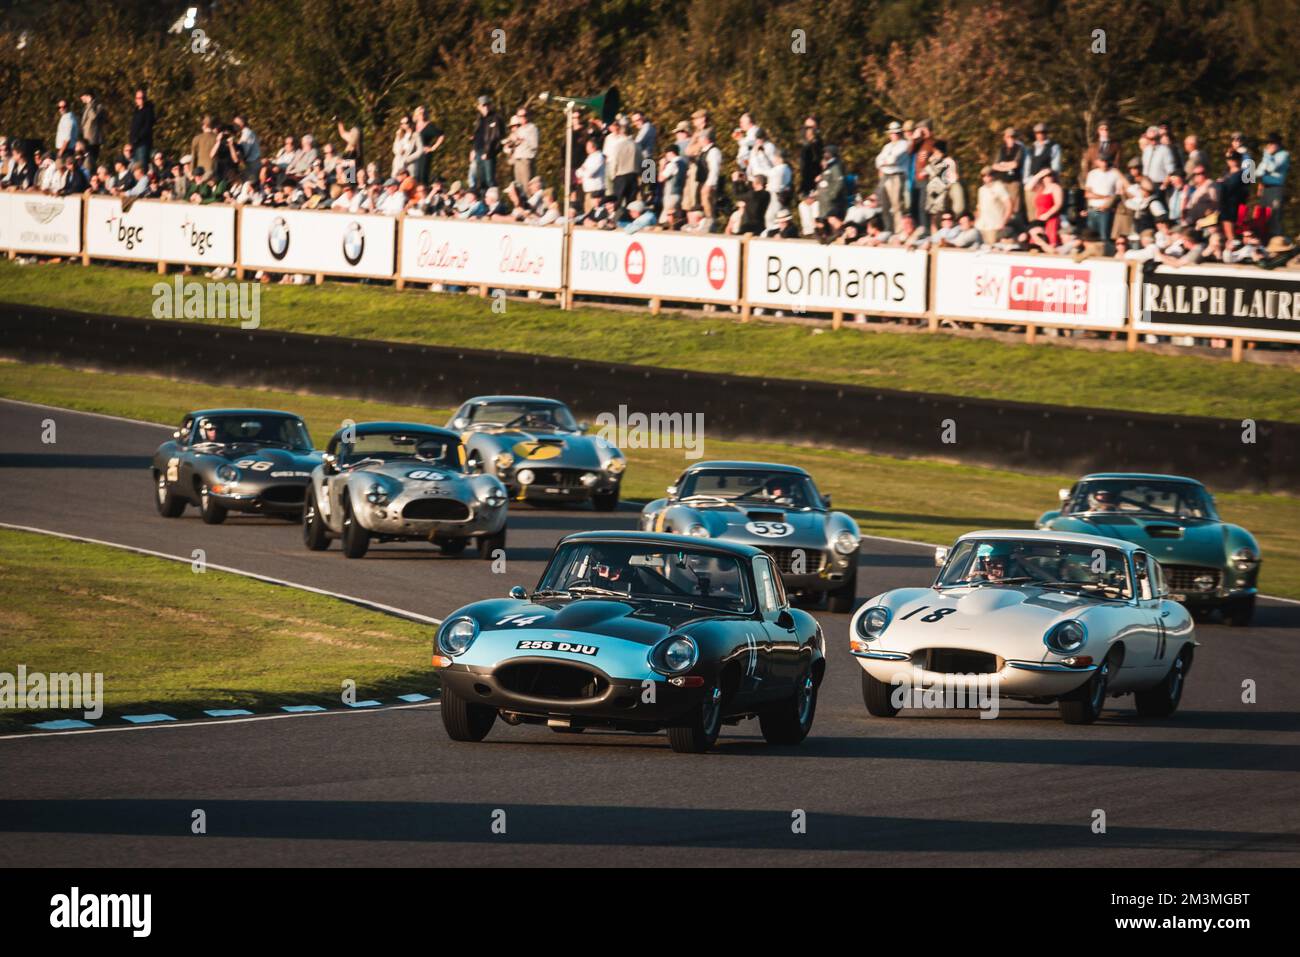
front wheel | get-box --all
[592,488,620,512]
[478,527,507,560]
[154,473,185,518]
[667,686,723,753]
[759,671,818,744]
[302,497,330,550]
[440,685,496,742]
[826,559,859,614]
[1058,654,1113,724]
[1224,595,1255,627]
[435,536,467,556]
[198,481,227,525]
[1135,648,1190,717]
[862,669,901,717]
[340,498,370,558]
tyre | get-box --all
[667,686,723,753]
[592,488,619,512]
[197,481,227,525]
[340,497,370,558]
[154,472,185,518]
[440,685,496,742]
[826,559,859,614]
[759,671,818,744]
[1058,653,1113,725]
[302,496,330,550]
[861,669,901,717]
[435,537,467,556]
[1135,648,1190,717]
[1224,595,1255,627]
[478,527,507,560]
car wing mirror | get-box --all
[172,429,183,440]
[775,608,794,630]
[509,585,528,600]
[578,420,590,433]
[1058,488,1071,502]
[322,452,338,473]
[934,546,949,567]
[451,416,468,430]
[822,494,832,508]
[666,484,678,497]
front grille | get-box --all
[761,546,827,575]
[260,485,306,504]
[496,662,609,701]
[1163,564,1221,593]
[526,468,586,488]
[916,648,1002,674]
[402,498,471,521]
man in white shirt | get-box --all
[578,138,606,212]
[55,99,80,158]
[700,130,722,222]
[1084,155,1122,241]
[378,178,408,215]
[1140,128,1177,190]
[765,148,792,230]
[507,107,539,191]
[875,121,910,230]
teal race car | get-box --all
[1036,473,1261,626]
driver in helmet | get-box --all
[197,418,221,443]
[973,544,1014,582]
[1090,489,1119,512]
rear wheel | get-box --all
[667,686,723,753]
[440,685,496,742]
[154,472,185,518]
[1059,654,1113,724]
[862,669,901,717]
[340,498,370,558]
[1135,648,1190,717]
[592,488,619,512]
[478,527,507,560]
[759,671,818,744]
[197,481,227,525]
[1224,595,1255,627]
[302,497,330,550]
[826,559,859,614]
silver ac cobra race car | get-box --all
[640,461,861,612]
[851,530,1196,724]
[302,421,508,559]
[151,408,321,523]
[448,396,625,510]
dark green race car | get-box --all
[1036,473,1261,626]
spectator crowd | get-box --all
[1,84,1295,270]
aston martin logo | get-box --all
[23,200,64,224]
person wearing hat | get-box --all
[1023,122,1061,215]
[875,120,909,231]
[623,197,657,234]
[470,94,503,192]
[1258,132,1290,237]
[1229,131,1255,182]
[992,126,1027,223]
[504,106,538,194]
[1261,234,1298,270]
[659,143,688,217]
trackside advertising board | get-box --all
[568,229,741,303]
[744,239,929,316]
[1132,264,1300,344]
[933,249,1129,329]
[0,191,82,255]
[85,196,236,266]
[399,218,564,290]
[239,206,396,277]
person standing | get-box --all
[975,166,1012,245]
[470,95,503,191]
[875,121,909,231]
[79,90,106,166]
[412,106,444,186]
[1084,154,1122,241]
[992,126,1026,222]
[129,87,156,161]
[1022,122,1061,216]
[798,115,822,198]
[190,115,218,182]
[233,114,260,181]
[507,107,539,192]
[1258,132,1290,237]
[54,99,80,158]
[630,110,656,196]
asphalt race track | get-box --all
[1,398,1298,866]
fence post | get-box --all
[81,198,90,267]
[1232,337,1244,362]
[394,214,405,290]
[926,246,939,332]
[234,205,244,280]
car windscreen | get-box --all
[340,432,461,467]
[467,402,578,431]
[192,415,311,450]
[938,538,1133,599]
[1065,480,1215,519]
[679,469,818,509]
[537,542,753,613]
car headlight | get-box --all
[1232,547,1259,570]
[439,617,479,656]
[833,530,860,555]
[605,457,626,475]
[1044,619,1087,654]
[516,468,535,486]
[686,523,709,538]
[365,482,389,505]
[216,464,240,483]
[482,486,507,508]
[858,606,891,639]
[493,451,514,471]
[652,636,698,674]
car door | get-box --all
[1129,551,1165,675]
[172,416,197,499]
[753,556,800,694]
[1146,554,1178,669]
[322,436,349,530]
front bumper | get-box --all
[853,650,1095,698]
[355,496,506,538]
[211,484,308,514]
[503,468,621,503]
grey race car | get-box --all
[152,408,321,523]
[640,461,862,612]
[448,396,625,510]
[303,421,508,559]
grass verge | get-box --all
[0,527,436,731]
[4,359,1298,600]
[2,259,1298,423]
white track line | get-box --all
[0,396,169,429]
[0,700,439,743]
[0,522,442,626]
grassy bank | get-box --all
[4,360,1297,600]
[2,259,1297,423]
[0,527,435,731]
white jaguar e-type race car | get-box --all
[850,530,1197,724]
